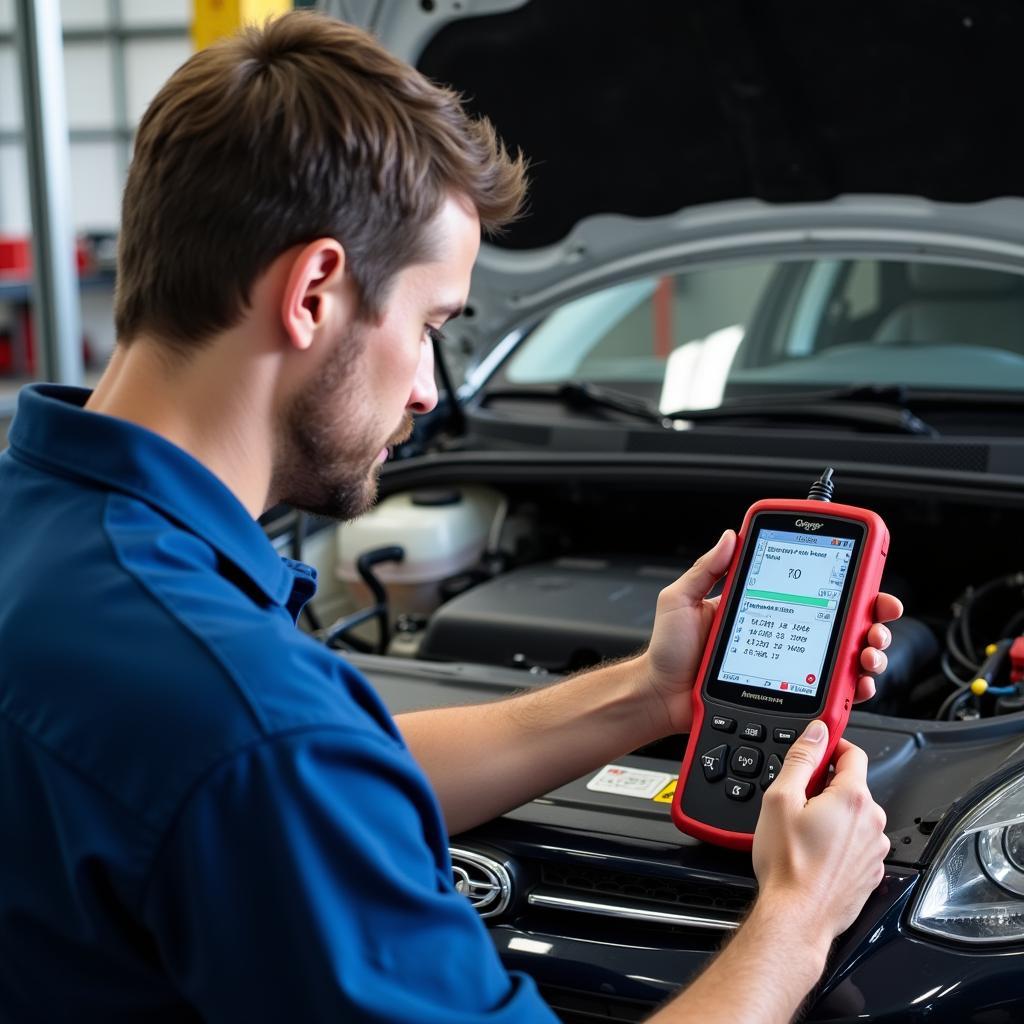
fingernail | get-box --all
[804,720,826,743]
[718,529,730,545]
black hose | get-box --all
[938,687,972,721]
[322,545,405,654]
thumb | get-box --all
[774,720,828,794]
[673,530,736,605]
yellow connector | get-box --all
[985,643,999,657]
[193,0,292,51]
[971,678,989,696]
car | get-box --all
[278,2,1024,1020]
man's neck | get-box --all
[85,336,276,518]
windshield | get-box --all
[496,259,1024,410]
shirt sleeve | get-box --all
[140,727,558,1024]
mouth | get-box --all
[377,415,415,466]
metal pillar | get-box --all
[14,0,83,385]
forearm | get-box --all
[395,655,676,834]
[647,896,829,1024]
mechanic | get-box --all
[0,11,900,1023]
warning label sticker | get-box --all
[652,780,677,804]
[586,765,673,800]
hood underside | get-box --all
[325,0,1024,380]
[411,0,1024,251]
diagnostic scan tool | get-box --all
[672,469,889,850]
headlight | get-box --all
[910,771,1024,944]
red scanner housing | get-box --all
[671,498,889,851]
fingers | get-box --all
[669,530,736,606]
[874,593,903,623]
[825,738,869,792]
[853,675,877,703]
[856,619,892,704]
[860,647,887,674]
[772,719,828,794]
[867,622,892,651]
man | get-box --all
[0,11,899,1023]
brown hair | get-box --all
[114,10,526,349]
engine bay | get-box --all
[284,468,1024,729]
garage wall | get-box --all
[0,0,192,383]
[0,0,192,236]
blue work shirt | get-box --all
[0,384,556,1023]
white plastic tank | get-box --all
[336,486,505,617]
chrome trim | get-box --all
[527,890,739,932]
[450,847,513,919]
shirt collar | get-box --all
[8,383,297,608]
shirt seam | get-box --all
[6,443,90,484]
[102,493,271,737]
[136,722,407,919]
[7,441,289,608]
[0,701,165,835]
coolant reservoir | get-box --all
[336,486,504,617]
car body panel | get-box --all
[355,650,1024,1018]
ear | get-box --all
[279,239,348,351]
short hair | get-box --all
[114,10,527,350]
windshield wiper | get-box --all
[556,381,937,436]
[558,381,669,425]
[664,384,936,436]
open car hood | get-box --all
[324,0,1024,372]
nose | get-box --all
[407,336,439,414]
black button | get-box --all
[725,777,754,801]
[711,715,736,733]
[730,746,763,777]
[773,728,796,745]
[740,722,765,742]
[699,744,728,782]
[761,754,784,790]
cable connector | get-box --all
[807,467,835,502]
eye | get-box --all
[424,325,447,347]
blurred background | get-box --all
[0,0,319,446]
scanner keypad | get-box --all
[690,711,810,830]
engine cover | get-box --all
[418,558,680,671]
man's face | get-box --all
[274,195,481,520]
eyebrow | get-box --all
[428,304,465,324]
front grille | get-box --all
[539,984,653,1024]
[540,863,752,918]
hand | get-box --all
[639,532,904,734]
[752,722,889,949]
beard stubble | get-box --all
[271,321,414,521]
